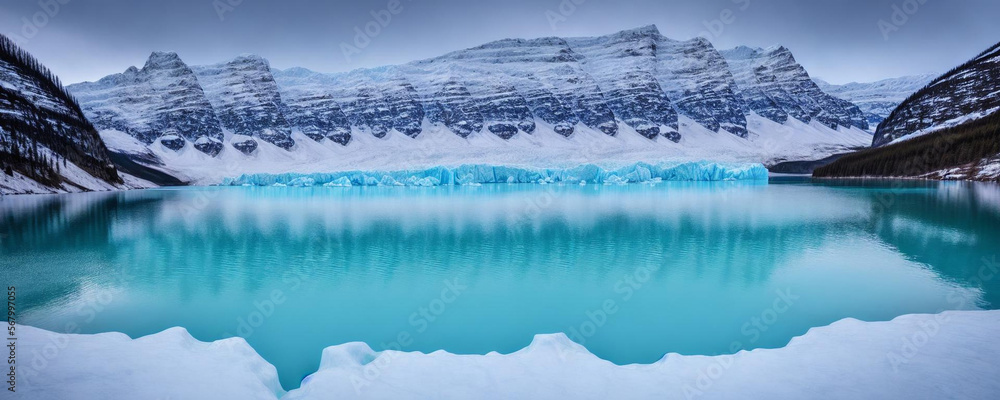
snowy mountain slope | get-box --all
[68,52,226,156]
[99,129,189,186]
[565,26,679,141]
[140,114,871,185]
[67,26,874,183]
[191,55,294,151]
[813,74,935,126]
[403,36,617,138]
[0,34,128,194]
[873,41,1000,147]
[319,66,426,139]
[274,68,352,145]
[721,46,869,131]
[656,36,748,138]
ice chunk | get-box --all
[405,176,440,187]
[323,177,353,187]
[287,177,316,187]
[379,175,404,186]
[604,175,628,185]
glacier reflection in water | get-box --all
[3,180,999,389]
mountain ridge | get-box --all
[68,25,870,162]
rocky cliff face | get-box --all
[405,36,617,138]
[721,46,869,131]
[656,37,748,138]
[272,67,352,145]
[873,41,1000,147]
[566,26,679,141]
[191,55,294,152]
[69,52,225,155]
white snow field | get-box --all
[117,114,870,186]
[18,310,1000,400]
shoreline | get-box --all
[811,175,1000,183]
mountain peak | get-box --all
[612,24,661,38]
[144,51,186,70]
[631,24,660,34]
[764,45,791,55]
[721,45,793,61]
[686,36,712,46]
[278,66,318,77]
[232,53,268,64]
[720,45,763,59]
[149,51,180,58]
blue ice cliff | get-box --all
[221,162,769,187]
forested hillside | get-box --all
[815,110,1000,180]
[0,34,121,191]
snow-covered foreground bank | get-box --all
[17,310,1000,400]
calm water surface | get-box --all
[3,179,999,389]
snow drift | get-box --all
[17,310,1000,400]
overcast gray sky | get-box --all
[2,0,997,84]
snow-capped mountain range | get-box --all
[720,46,868,131]
[66,25,876,184]
[813,74,936,127]
[70,51,227,155]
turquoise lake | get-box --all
[3,179,999,390]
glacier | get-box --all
[221,162,769,187]
[17,310,1000,400]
